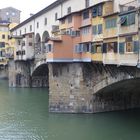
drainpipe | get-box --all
[137,7,140,68]
[117,15,120,67]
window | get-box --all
[18,40,21,45]
[22,50,25,55]
[92,24,102,35]
[83,43,90,52]
[119,42,125,54]
[92,5,102,17]
[45,18,47,25]
[29,34,32,38]
[55,13,58,21]
[25,28,26,34]
[85,0,90,8]
[92,26,97,35]
[120,12,135,26]
[29,42,32,46]
[91,44,102,53]
[106,18,117,29]
[37,22,39,28]
[98,24,102,34]
[2,34,5,39]
[125,36,133,52]
[68,15,72,23]
[75,44,83,53]
[61,19,65,24]
[0,42,5,48]
[82,27,90,35]
[133,41,139,53]
[47,44,53,52]
[30,25,32,31]
[67,7,71,14]
[22,41,25,46]
[126,42,133,52]
[83,10,89,19]
[107,42,117,53]
[20,30,22,35]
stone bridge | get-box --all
[8,61,140,113]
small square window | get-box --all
[55,13,58,21]
[45,18,47,25]
[37,22,39,28]
[2,34,5,39]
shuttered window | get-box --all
[92,24,102,35]
[119,42,125,54]
[114,42,118,53]
[133,41,139,53]
[92,5,102,17]
[106,18,117,29]
[83,10,89,19]
[98,24,102,34]
[103,43,107,53]
[92,26,97,35]
[120,12,135,26]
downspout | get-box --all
[137,7,140,68]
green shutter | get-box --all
[133,41,139,54]
[92,25,97,35]
[91,44,96,54]
[119,42,125,54]
[128,12,135,25]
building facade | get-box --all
[0,7,21,24]
[9,0,140,66]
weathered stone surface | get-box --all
[8,60,140,113]
[48,63,140,113]
[9,60,31,87]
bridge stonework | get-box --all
[48,63,140,113]
[8,61,140,113]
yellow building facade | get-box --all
[0,22,17,65]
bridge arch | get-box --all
[31,63,49,88]
[42,31,50,42]
[35,33,41,55]
[92,78,140,113]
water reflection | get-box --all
[0,80,139,140]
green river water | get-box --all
[0,80,139,140]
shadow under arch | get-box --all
[92,78,140,113]
[31,64,49,88]
[42,31,50,53]
[42,31,50,42]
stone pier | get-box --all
[48,63,140,113]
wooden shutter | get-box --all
[103,43,107,53]
[133,41,139,54]
[114,42,118,53]
[119,42,125,54]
